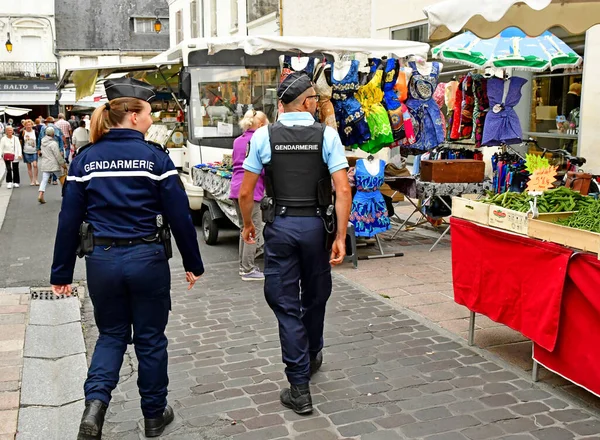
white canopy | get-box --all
[424,0,600,41]
[201,35,430,60]
[0,106,33,117]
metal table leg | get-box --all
[429,223,451,252]
[358,234,404,260]
[468,311,476,346]
[391,195,428,239]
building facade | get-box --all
[167,0,279,46]
[0,1,59,116]
[55,0,170,111]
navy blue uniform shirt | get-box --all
[51,128,204,284]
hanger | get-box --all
[367,154,375,162]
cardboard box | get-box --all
[380,184,404,203]
[420,160,485,183]
[452,196,489,225]
[528,213,600,255]
[488,206,530,235]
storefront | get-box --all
[0,80,57,118]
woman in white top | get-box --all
[72,120,90,153]
[0,126,22,189]
[21,119,39,186]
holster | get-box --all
[159,226,173,259]
[76,222,94,258]
[156,214,173,259]
[321,205,337,251]
[260,197,276,224]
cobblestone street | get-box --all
[83,261,600,440]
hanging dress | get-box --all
[433,83,447,139]
[356,69,394,154]
[450,76,465,140]
[482,76,528,146]
[405,61,445,151]
[381,58,415,146]
[350,159,391,238]
[331,60,371,148]
[313,64,337,129]
[472,75,489,148]
[458,74,475,139]
[445,80,459,141]
[280,56,316,83]
[394,67,409,102]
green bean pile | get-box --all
[555,201,600,233]
[482,187,594,213]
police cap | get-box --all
[104,77,157,102]
[277,71,313,104]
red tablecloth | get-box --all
[533,253,600,397]
[451,218,572,351]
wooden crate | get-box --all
[451,196,489,225]
[420,160,485,183]
[528,213,600,255]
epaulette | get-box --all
[147,140,169,155]
[76,142,93,155]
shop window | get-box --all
[211,0,218,37]
[190,1,199,38]
[246,0,278,23]
[176,10,183,43]
[231,0,239,30]
[189,66,279,141]
[133,17,169,34]
[391,23,429,43]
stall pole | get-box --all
[468,311,476,346]
[532,360,540,382]
[358,234,404,260]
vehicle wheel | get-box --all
[202,209,219,245]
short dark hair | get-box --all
[79,120,86,128]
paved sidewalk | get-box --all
[0,290,30,440]
[85,260,600,439]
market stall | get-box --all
[450,183,600,398]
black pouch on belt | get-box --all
[156,214,173,259]
[260,196,276,223]
[76,222,94,258]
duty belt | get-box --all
[94,234,161,247]
[276,206,322,217]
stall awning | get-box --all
[0,92,56,106]
[424,0,600,41]
[202,35,430,59]
[0,106,32,117]
[57,60,183,100]
[58,89,107,107]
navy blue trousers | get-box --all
[263,216,332,385]
[84,243,171,419]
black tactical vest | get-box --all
[265,121,330,214]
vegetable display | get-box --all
[482,187,594,213]
[555,201,600,233]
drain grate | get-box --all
[30,288,78,300]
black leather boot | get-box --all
[144,405,175,438]
[77,399,108,440]
[310,351,323,376]
[280,383,313,415]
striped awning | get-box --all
[424,0,600,41]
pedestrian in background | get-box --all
[38,126,66,204]
[21,119,40,186]
[69,115,79,132]
[34,118,44,138]
[50,78,204,440]
[0,126,22,189]
[55,113,73,163]
[72,120,90,154]
[37,116,64,186]
[229,109,268,281]
[240,72,352,415]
